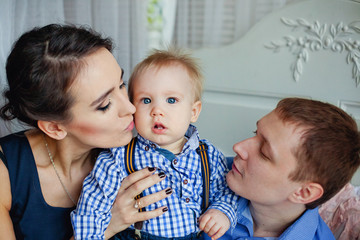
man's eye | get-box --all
[167,98,176,104]
[142,98,151,104]
[261,151,268,159]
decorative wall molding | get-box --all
[203,86,295,108]
[265,18,360,86]
[339,100,360,125]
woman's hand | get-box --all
[104,167,171,239]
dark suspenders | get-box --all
[124,137,211,231]
[124,137,145,231]
[196,141,210,211]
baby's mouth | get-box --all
[154,123,165,129]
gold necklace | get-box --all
[43,135,77,206]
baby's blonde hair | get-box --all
[128,47,204,103]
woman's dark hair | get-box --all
[0,24,113,128]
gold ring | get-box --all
[134,199,141,209]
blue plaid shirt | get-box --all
[71,125,239,239]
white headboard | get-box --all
[193,0,360,185]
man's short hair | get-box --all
[276,97,360,208]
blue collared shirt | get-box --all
[203,198,335,240]
[71,125,240,239]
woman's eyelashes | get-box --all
[97,98,112,112]
[119,82,126,90]
[96,80,125,112]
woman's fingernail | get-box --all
[158,172,166,178]
[162,207,168,212]
[148,167,156,172]
[165,188,172,195]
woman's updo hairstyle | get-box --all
[0,24,113,128]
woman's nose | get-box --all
[117,93,136,117]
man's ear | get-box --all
[38,120,67,140]
[289,182,324,204]
[190,101,202,123]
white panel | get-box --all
[195,88,288,156]
[193,0,360,184]
[340,101,360,185]
[340,100,360,127]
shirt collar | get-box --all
[236,199,320,239]
[278,208,320,240]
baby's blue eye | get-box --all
[143,98,151,104]
[167,98,176,104]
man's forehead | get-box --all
[257,110,276,127]
[257,111,304,170]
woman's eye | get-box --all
[119,82,126,89]
[97,103,111,112]
[142,98,151,104]
[167,98,176,104]
[97,98,112,112]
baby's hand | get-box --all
[198,209,230,240]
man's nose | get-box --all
[232,137,255,161]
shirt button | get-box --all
[185,198,190,203]
[173,159,178,165]
[145,146,149,151]
[151,144,156,148]
[183,179,188,184]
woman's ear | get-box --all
[190,100,202,123]
[289,182,324,204]
[37,120,67,140]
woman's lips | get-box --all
[126,121,134,131]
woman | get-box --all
[0,24,170,240]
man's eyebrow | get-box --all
[90,88,114,107]
[256,120,275,159]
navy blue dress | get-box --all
[0,132,75,240]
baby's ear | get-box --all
[288,182,324,204]
[190,101,202,123]
[38,120,68,140]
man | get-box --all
[203,97,360,239]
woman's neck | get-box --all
[26,129,96,207]
[28,129,95,177]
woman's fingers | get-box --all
[131,187,173,222]
[119,169,166,198]
[119,167,156,190]
[107,168,172,237]
[134,206,169,223]
[134,187,172,210]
